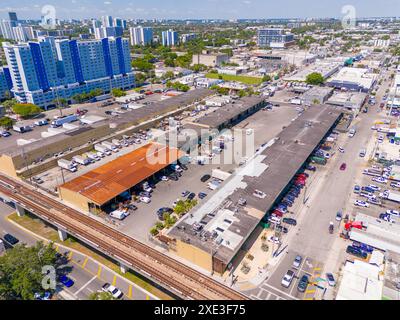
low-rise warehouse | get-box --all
[167,106,342,275]
[59,142,185,212]
[0,89,211,178]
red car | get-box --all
[340,163,347,171]
[272,210,284,217]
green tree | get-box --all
[192,64,208,73]
[0,116,14,129]
[111,88,126,98]
[306,72,324,85]
[262,75,272,82]
[162,71,175,80]
[12,103,42,119]
[52,97,68,117]
[131,58,155,72]
[89,291,117,300]
[0,242,57,300]
[89,88,103,98]
[2,98,17,112]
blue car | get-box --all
[60,275,74,288]
[198,192,208,199]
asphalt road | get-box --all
[245,68,394,300]
[0,201,158,300]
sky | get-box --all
[0,0,399,20]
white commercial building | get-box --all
[284,61,341,82]
[336,260,384,300]
[327,67,378,93]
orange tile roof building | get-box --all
[59,143,185,212]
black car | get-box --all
[4,234,19,245]
[275,225,289,234]
[180,164,188,171]
[306,165,317,172]
[283,218,297,226]
[297,275,309,292]
[169,174,179,181]
[188,193,196,201]
[157,207,174,220]
[201,174,211,183]
[346,246,368,259]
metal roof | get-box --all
[60,143,185,206]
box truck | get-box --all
[12,125,32,133]
[51,114,78,128]
[102,141,118,152]
[58,159,77,172]
[94,144,111,155]
[72,155,91,166]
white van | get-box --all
[359,149,366,157]
[110,210,127,220]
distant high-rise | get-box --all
[94,26,123,39]
[161,29,178,47]
[101,15,114,28]
[8,12,18,23]
[130,27,153,46]
[114,18,127,29]
[2,36,134,108]
[0,67,13,100]
[0,20,15,40]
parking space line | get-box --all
[68,251,73,260]
[82,257,89,268]
[55,244,59,252]
[146,295,150,300]
[128,285,133,299]
[97,266,102,278]
[112,275,117,286]
[74,275,97,296]
[305,289,316,294]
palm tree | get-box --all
[52,98,68,117]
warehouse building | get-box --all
[167,106,342,275]
[327,67,378,92]
[59,142,185,212]
[302,86,334,105]
[0,89,211,178]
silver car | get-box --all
[293,255,302,269]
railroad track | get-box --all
[0,174,248,301]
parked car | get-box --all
[346,246,368,259]
[354,185,361,194]
[59,275,74,288]
[188,193,196,201]
[367,185,381,192]
[340,163,347,171]
[293,255,302,269]
[198,192,208,199]
[140,197,151,204]
[268,236,281,244]
[275,225,288,234]
[281,270,295,288]
[336,211,343,222]
[102,283,123,299]
[372,177,388,184]
[306,165,316,172]
[181,191,190,197]
[283,218,297,226]
[297,275,309,292]
[157,208,174,220]
[3,233,19,245]
[354,200,369,208]
[326,273,336,287]
[201,174,211,183]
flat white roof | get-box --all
[336,260,383,300]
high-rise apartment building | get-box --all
[129,27,153,46]
[2,37,134,108]
[101,16,114,28]
[161,29,178,47]
[94,26,123,39]
[0,67,13,100]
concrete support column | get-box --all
[15,204,26,217]
[58,229,68,242]
[120,264,128,274]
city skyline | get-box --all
[0,0,399,20]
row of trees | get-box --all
[72,88,103,103]
[166,81,190,92]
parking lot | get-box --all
[0,92,168,154]
[117,104,299,242]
